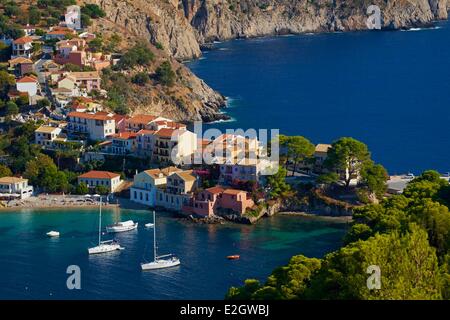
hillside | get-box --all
[85,0,449,60]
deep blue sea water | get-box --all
[0,209,347,299]
[187,22,450,174]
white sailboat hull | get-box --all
[141,257,180,270]
[106,222,138,233]
[88,243,123,254]
[46,231,60,237]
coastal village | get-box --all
[1,2,449,225]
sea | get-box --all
[187,22,450,175]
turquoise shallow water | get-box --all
[0,209,347,299]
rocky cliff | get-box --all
[186,0,449,46]
[80,0,227,122]
[81,0,449,121]
[86,0,449,60]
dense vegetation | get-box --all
[226,170,450,300]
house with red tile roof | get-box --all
[103,132,138,155]
[16,75,39,98]
[12,36,33,58]
[78,170,122,193]
[67,111,115,141]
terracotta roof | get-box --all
[16,75,38,83]
[205,186,225,195]
[128,114,157,125]
[155,128,177,138]
[78,170,120,180]
[13,36,33,44]
[136,129,156,135]
[68,111,113,121]
[0,176,28,184]
[153,120,186,129]
[112,132,137,140]
[315,144,332,153]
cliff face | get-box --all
[81,0,448,122]
[186,0,449,44]
[81,6,227,122]
[88,0,448,60]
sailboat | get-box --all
[88,197,124,254]
[141,211,180,270]
[106,202,138,233]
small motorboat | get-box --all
[46,231,60,237]
[145,223,154,228]
[227,255,240,260]
[106,220,138,233]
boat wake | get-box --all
[402,26,441,32]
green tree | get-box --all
[359,162,389,200]
[283,136,315,175]
[23,154,68,192]
[325,137,371,188]
[0,164,12,178]
[28,7,42,25]
[0,41,11,61]
[316,172,339,186]
[88,37,103,53]
[118,44,154,69]
[266,167,290,199]
[0,70,15,99]
[308,224,442,300]
[155,61,175,86]
[131,72,149,85]
[95,185,109,195]
[76,182,89,195]
[81,4,106,18]
[6,101,19,116]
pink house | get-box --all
[182,186,254,217]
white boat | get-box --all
[106,220,138,233]
[88,240,123,254]
[141,211,180,270]
[88,197,124,255]
[145,223,154,228]
[46,231,60,237]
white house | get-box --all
[78,171,122,193]
[65,5,82,30]
[130,167,181,207]
[35,126,65,148]
[0,177,34,199]
[16,75,39,97]
[67,111,115,141]
[153,128,197,165]
[12,36,33,59]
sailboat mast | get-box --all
[98,197,102,246]
[153,211,156,261]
